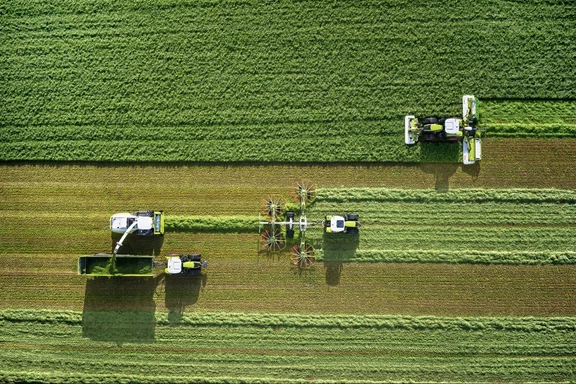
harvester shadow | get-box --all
[111,233,164,256]
[163,273,207,325]
[320,233,360,286]
[82,276,160,345]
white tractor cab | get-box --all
[323,214,360,235]
[110,210,164,255]
[405,95,483,165]
[165,254,207,275]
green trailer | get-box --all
[78,254,154,276]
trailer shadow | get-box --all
[111,233,164,256]
[163,273,207,325]
[321,233,360,286]
[82,276,160,345]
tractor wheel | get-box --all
[422,117,438,125]
[286,211,295,219]
[189,254,201,261]
[347,227,359,235]
[286,228,295,238]
[137,210,154,217]
[438,117,446,125]
[346,214,359,221]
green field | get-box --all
[2,0,576,382]
[1,0,575,162]
[1,309,575,383]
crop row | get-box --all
[1,309,575,383]
[315,187,576,204]
[1,0,574,162]
[310,201,576,225]
[317,249,576,265]
[166,215,258,233]
[482,99,576,137]
[0,138,425,162]
[2,308,576,332]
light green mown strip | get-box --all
[317,249,576,265]
[165,215,258,233]
[315,188,576,204]
[482,99,576,137]
[2,308,575,330]
[0,309,575,383]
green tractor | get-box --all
[164,254,207,275]
[323,214,360,235]
[405,95,483,165]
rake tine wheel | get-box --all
[290,244,315,269]
[261,228,286,251]
[262,196,283,219]
[294,182,316,205]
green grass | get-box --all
[482,99,576,137]
[305,188,576,264]
[1,0,574,162]
[165,215,259,233]
[1,309,575,383]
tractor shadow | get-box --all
[320,233,360,286]
[111,233,164,256]
[82,276,161,345]
[163,273,208,324]
[419,162,481,191]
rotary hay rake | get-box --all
[259,182,318,268]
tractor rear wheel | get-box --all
[137,210,154,217]
[347,227,359,235]
[422,117,438,125]
[346,214,359,221]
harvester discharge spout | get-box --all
[113,220,138,255]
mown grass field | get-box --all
[2,164,576,318]
[1,309,575,383]
[1,0,575,162]
[2,166,576,382]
